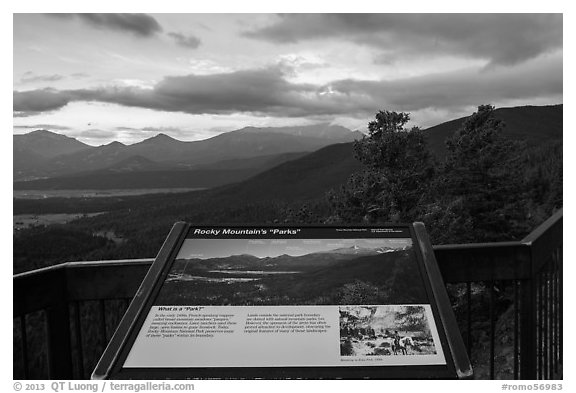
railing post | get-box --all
[519,277,537,379]
[39,267,74,379]
[46,302,74,379]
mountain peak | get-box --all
[103,141,125,148]
[28,129,57,136]
[152,133,177,141]
[25,129,79,142]
[137,133,180,145]
[13,129,92,170]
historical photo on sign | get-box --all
[155,237,427,306]
[339,305,438,357]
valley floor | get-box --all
[13,212,104,231]
[13,187,205,199]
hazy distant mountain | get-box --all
[193,152,308,171]
[238,123,365,140]
[104,155,166,172]
[13,124,360,180]
[13,146,50,180]
[14,129,91,158]
[13,130,92,180]
[210,142,362,202]
[119,133,189,163]
[13,151,311,191]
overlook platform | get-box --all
[13,209,562,380]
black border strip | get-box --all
[413,222,473,379]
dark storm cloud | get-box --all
[150,66,315,114]
[244,14,562,66]
[46,13,163,37]
[13,89,73,114]
[168,32,202,49]
[328,55,562,112]
[13,56,562,118]
[12,67,304,115]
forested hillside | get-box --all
[13,105,562,274]
[423,104,562,157]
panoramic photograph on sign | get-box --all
[159,236,423,305]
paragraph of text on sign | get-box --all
[244,313,330,334]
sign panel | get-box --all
[93,224,471,379]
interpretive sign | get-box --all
[93,223,472,379]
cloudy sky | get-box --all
[13,13,563,145]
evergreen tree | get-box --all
[424,105,527,243]
[328,110,434,223]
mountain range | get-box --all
[13,123,363,181]
[173,244,405,274]
[13,105,562,194]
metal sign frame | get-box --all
[92,222,472,379]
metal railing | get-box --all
[13,209,562,379]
